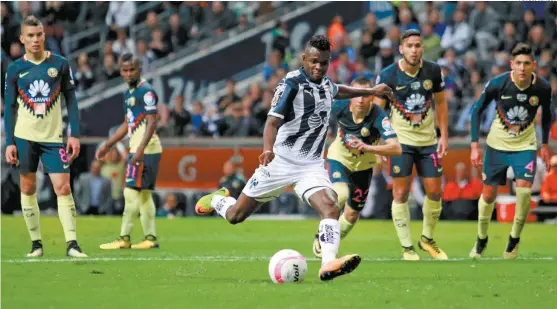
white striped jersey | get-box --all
[268,69,339,164]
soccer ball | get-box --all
[268,249,307,283]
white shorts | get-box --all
[242,154,333,203]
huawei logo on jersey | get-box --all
[390,94,432,127]
[28,80,51,102]
[506,106,529,123]
[497,105,530,135]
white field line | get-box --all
[3,256,555,264]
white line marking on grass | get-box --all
[3,256,555,264]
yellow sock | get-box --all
[339,213,355,239]
[121,188,140,236]
[422,197,442,239]
[21,193,42,241]
[57,194,77,242]
[392,201,412,247]
[139,190,157,238]
[478,195,495,239]
[511,187,531,238]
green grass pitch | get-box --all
[2,216,556,309]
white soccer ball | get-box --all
[268,249,307,283]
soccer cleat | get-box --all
[312,233,322,258]
[418,235,448,260]
[132,236,160,249]
[26,240,43,257]
[195,188,230,215]
[99,236,132,250]
[402,246,420,261]
[469,237,488,259]
[67,241,88,258]
[503,236,520,260]
[318,254,361,281]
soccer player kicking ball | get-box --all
[4,16,86,257]
[374,29,449,260]
[312,77,402,258]
[97,54,162,250]
[469,43,553,259]
[195,35,394,281]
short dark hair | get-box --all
[21,15,42,28]
[351,76,373,87]
[401,29,421,42]
[120,53,135,63]
[511,43,534,59]
[306,35,331,52]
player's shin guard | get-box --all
[422,197,442,239]
[318,218,341,266]
[339,213,354,239]
[121,188,140,236]
[57,194,77,242]
[139,190,156,237]
[478,195,495,239]
[391,201,412,248]
[212,196,236,220]
[21,193,42,241]
[511,187,531,238]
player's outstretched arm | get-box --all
[335,84,394,101]
[350,137,402,156]
[96,117,128,160]
[260,116,281,166]
[540,88,554,171]
[470,81,496,166]
[433,90,449,158]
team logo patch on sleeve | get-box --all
[47,68,58,78]
[144,92,156,106]
[271,83,286,108]
[529,96,539,106]
[381,117,395,135]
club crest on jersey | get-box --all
[393,165,401,174]
[516,94,527,102]
[529,96,539,106]
[127,97,136,106]
[361,127,370,137]
[410,81,421,90]
[423,79,433,90]
[333,172,341,179]
[271,83,286,108]
[143,92,156,106]
[47,68,58,78]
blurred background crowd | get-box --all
[1,1,557,219]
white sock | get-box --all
[211,196,236,219]
[318,218,341,266]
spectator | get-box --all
[359,30,379,62]
[386,26,401,55]
[112,28,135,57]
[74,53,95,93]
[443,163,483,201]
[74,160,112,215]
[44,24,61,56]
[328,15,346,45]
[361,12,385,54]
[221,102,260,137]
[350,58,374,83]
[270,21,289,60]
[441,10,472,55]
[374,39,395,75]
[156,193,178,218]
[330,49,356,85]
[105,2,137,39]
[139,11,163,43]
[263,50,289,81]
[528,25,551,58]
[498,22,518,53]
[469,2,500,60]
[9,42,23,61]
[428,8,446,37]
[219,159,246,199]
[101,54,120,81]
[202,1,237,37]
[156,101,171,136]
[190,101,205,133]
[232,14,253,35]
[100,146,126,214]
[86,2,109,28]
[136,39,155,75]
[149,28,170,59]
[170,95,191,137]
[398,8,419,32]
[422,23,442,61]
[165,13,189,52]
[200,105,222,137]
[217,79,240,113]
[517,9,537,43]
[541,155,557,205]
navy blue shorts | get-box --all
[390,144,442,178]
[15,137,70,174]
[483,146,536,186]
[125,153,161,190]
[328,159,373,211]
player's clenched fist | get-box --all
[5,145,18,165]
[259,150,275,166]
[371,83,394,101]
[95,144,110,161]
[470,143,482,167]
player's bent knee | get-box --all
[53,182,72,196]
[393,189,409,203]
[20,176,37,195]
[321,204,341,219]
